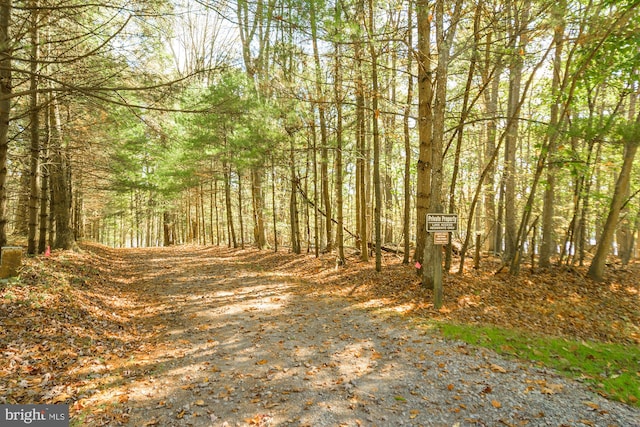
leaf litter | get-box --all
[1,243,639,426]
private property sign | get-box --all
[426,213,458,232]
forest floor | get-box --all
[1,243,639,426]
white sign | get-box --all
[426,213,458,232]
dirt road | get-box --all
[85,246,640,426]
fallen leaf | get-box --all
[490,363,507,373]
[491,399,502,408]
[541,383,564,395]
[51,393,71,404]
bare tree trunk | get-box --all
[310,0,332,253]
[333,3,345,265]
[384,26,398,246]
[539,0,566,268]
[402,0,414,265]
[49,93,74,250]
[415,0,433,269]
[482,29,502,255]
[223,157,237,248]
[163,211,175,246]
[38,104,50,254]
[311,118,319,257]
[0,0,11,248]
[271,155,278,252]
[289,133,301,254]
[446,0,481,271]
[503,0,530,262]
[355,0,368,261]
[368,0,382,272]
[423,0,462,305]
[239,170,246,249]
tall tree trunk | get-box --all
[402,0,414,265]
[0,0,11,248]
[49,94,74,250]
[368,0,382,272]
[311,118,320,257]
[423,0,461,304]
[503,0,530,262]
[355,0,368,261]
[38,106,49,254]
[333,3,345,265]
[163,211,175,246]
[310,0,332,253]
[223,156,237,248]
[238,171,245,248]
[16,172,29,235]
[482,29,502,255]
[539,0,566,268]
[289,133,301,254]
[384,27,397,245]
[415,0,433,269]
[446,0,481,271]
[250,169,265,249]
[271,155,278,252]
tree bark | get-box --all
[415,0,433,269]
[588,135,639,280]
[223,155,237,248]
[423,0,461,293]
[539,0,566,268]
[446,0,480,272]
[289,133,301,254]
[503,0,530,262]
[402,0,414,265]
[0,0,11,248]
[333,3,345,265]
[310,0,332,253]
[49,93,74,250]
[368,0,382,272]
[355,0,368,261]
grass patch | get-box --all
[439,323,640,408]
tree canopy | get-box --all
[1,0,639,286]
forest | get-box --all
[1,0,639,285]
[1,1,640,423]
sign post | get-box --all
[425,214,458,309]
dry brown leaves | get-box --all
[0,245,158,423]
[236,248,639,345]
[1,243,638,423]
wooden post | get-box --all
[433,240,443,308]
[474,233,481,269]
[0,246,23,279]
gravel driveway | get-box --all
[114,247,640,427]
